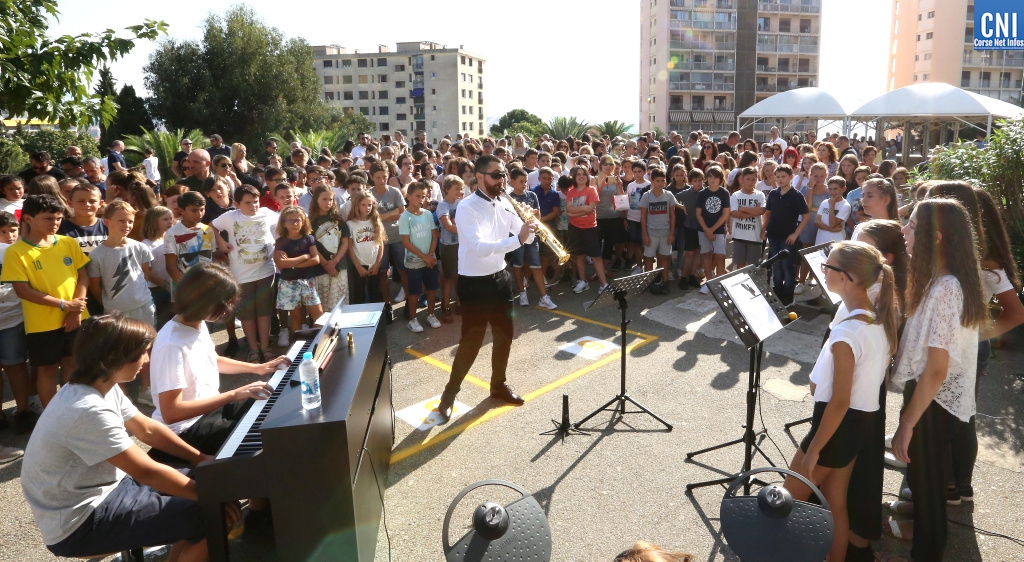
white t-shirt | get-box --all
[625,181,650,222]
[144,237,169,288]
[769,137,789,152]
[21,383,138,545]
[809,309,890,411]
[755,180,776,194]
[792,174,810,191]
[729,190,766,243]
[815,198,852,245]
[892,275,979,422]
[0,198,23,216]
[150,320,221,433]
[211,208,277,283]
[347,219,381,267]
[142,156,161,182]
[981,267,1013,302]
[99,157,109,175]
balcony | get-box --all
[715,21,737,30]
[759,0,821,13]
[715,61,736,71]
[715,42,736,50]
[716,0,736,8]
[691,61,714,70]
[756,83,777,92]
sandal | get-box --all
[882,518,913,541]
[883,500,914,516]
[247,349,262,364]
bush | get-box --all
[9,129,100,161]
[0,137,30,174]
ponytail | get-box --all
[875,263,899,359]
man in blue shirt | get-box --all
[107,141,127,173]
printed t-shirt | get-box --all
[1,235,90,333]
[211,208,277,283]
[86,240,153,313]
[398,209,437,268]
[639,190,675,237]
[565,186,599,229]
[730,189,766,243]
[57,219,108,255]
[347,219,380,267]
[696,188,730,234]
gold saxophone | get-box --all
[502,193,570,265]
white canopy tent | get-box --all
[737,87,859,137]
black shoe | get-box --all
[384,305,394,325]
[490,384,525,406]
[688,275,701,289]
[222,339,240,358]
[436,394,455,424]
[0,415,8,432]
[14,411,37,435]
[245,508,274,538]
[678,277,690,291]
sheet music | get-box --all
[721,273,784,341]
[802,248,843,305]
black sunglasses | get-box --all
[485,171,508,180]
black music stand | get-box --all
[570,269,673,431]
[686,265,787,493]
[784,243,840,431]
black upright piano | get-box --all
[195,303,394,561]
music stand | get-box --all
[784,243,840,431]
[686,265,787,493]
[570,269,673,431]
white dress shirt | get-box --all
[455,189,531,276]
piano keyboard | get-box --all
[216,340,312,459]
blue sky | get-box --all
[48,0,891,129]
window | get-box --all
[342,75,352,84]
[325,92,334,100]
[799,19,811,33]
[323,60,332,68]
[397,113,407,121]
[917,13,921,21]
[461,55,466,64]
[396,96,406,104]
[461,89,466,98]
[916,34,920,41]
[758,17,769,32]
[981,71,991,87]
[378,74,387,82]
[343,91,353,100]
[430,54,435,61]
[915,54,919,61]
[925,32,933,40]
[379,106,389,116]
[395,64,405,71]
[359,75,369,84]
[357,58,367,67]
[377,58,386,66]
[431,88,436,95]
[691,95,705,110]
[462,106,466,114]
[961,70,971,87]
[778,19,791,33]
[913,74,918,82]
[323,76,333,85]
[358,91,369,100]
[461,73,466,81]
[798,58,810,72]
[395,80,405,88]
[1000,71,1012,88]
[924,53,931,60]
[927,11,934,18]
[922,74,929,81]
[359,107,370,115]
[468,58,473,65]
[342,60,351,68]
[379,91,389,100]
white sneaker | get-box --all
[794,283,805,295]
[538,295,557,310]
[407,318,424,333]
[519,292,529,307]
[395,288,406,302]
[699,284,711,295]
[884,433,894,449]
[425,314,442,329]
[28,395,44,415]
[0,446,24,464]
[598,283,610,293]
[277,329,289,347]
[234,318,242,329]
[573,280,590,293]
[884,451,908,469]
[585,256,593,265]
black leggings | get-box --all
[348,263,383,304]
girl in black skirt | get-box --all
[783,241,899,561]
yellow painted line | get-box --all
[403,348,490,390]
[538,306,657,339]
[391,309,660,464]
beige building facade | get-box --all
[313,42,486,144]
[640,0,822,139]
[889,0,1023,102]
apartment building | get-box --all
[889,0,1023,102]
[312,42,487,143]
[640,0,822,139]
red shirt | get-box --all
[565,185,599,229]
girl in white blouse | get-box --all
[889,199,986,562]
[784,241,898,562]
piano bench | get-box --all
[78,547,145,561]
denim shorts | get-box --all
[379,242,406,272]
[0,322,27,365]
[509,240,541,268]
[407,265,440,294]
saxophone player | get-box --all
[436,155,535,423]
[508,168,558,310]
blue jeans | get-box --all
[768,238,800,303]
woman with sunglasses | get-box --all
[693,142,718,172]
[212,155,241,190]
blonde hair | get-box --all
[830,241,899,357]
[276,205,311,237]
[103,199,136,219]
[347,190,385,244]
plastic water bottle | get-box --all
[298,352,321,410]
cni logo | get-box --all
[63,256,72,266]
[974,0,1024,50]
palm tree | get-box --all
[589,120,634,139]
[289,130,330,157]
[123,128,208,189]
[544,116,590,140]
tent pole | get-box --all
[986,115,992,138]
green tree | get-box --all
[94,66,117,143]
[10,129,99,160]
[544,116,590,140]
[123,128,208,189]
[589,120,634,139]
[0,138,30,174]
[101,85,154,150]
[0,1,166,131]
[489,109,543,137]
[144,5,329,148]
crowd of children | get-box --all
[1,129,1023,561]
